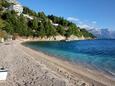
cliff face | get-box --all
[26,35,87,41]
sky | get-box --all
[18,0,115,30]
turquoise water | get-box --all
[23,39,115,77]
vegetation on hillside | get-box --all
[0,0,95,39]
[0,0,11,8]
[23,6,37,16]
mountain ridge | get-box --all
[88,28,115,39]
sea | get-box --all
[23,39,115,78]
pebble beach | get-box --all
[0,40,114,86]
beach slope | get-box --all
[0,40,114,86]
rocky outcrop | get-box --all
[24,35,90,41]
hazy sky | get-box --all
[18,0,115,30]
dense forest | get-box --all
[0,0,95,40]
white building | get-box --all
[9,4,23,15]
[23,14,33,20]
[50,20,59,27]
[52,23,59,27]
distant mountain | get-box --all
[110,30,115,39]
[88,28,115,39]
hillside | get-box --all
[0,0,95,41]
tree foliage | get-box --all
[0,0,11,8]
[56,25,65,36]
[0,19,5,30]
[0,1,95,39]
[23,6,37,16]
[80,29,95,38]
[48,15,69,26]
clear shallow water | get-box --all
[23,39,115,77]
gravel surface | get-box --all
[0,41,70,86]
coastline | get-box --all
[0,39,114,86]
[22,40,115,79]
[16,35,93,42]
[20,39,115,86]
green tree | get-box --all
[38,12,46,19]
[80,29,95,38]
[17,14,28,36]
[48,15,69,26]
[4,22,14,34]
[0,19,5,30]
[45,21,57,37]
[38,23,45,38]
[0,18,6,38]
[31,18,38,30]
[23,6,37,16]
[56,25,65,36]
[65,28,72,38]
[0,0,11,8]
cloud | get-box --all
[78,24,94,29]
[77,21,97,29]
[67,17,79,22]
[67,17,98,29]
[77,21,98,29]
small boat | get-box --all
[0,68,8,81]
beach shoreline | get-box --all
[0,40,115,86]
[22,40,115,79]
[20,39,115,86]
